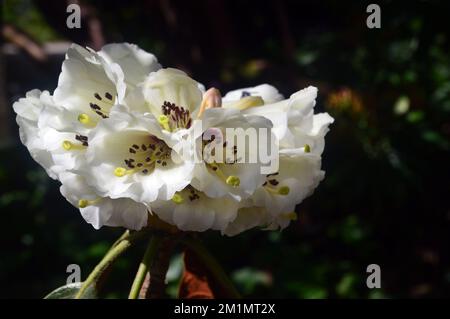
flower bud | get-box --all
[197,87,222,118]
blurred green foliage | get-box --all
[3,0,60,43]
[1,0,449,298]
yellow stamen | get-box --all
[115,158,158,177]
[158,115,171,131]
[226,175,240,187]
[209,163,241,188]
[62,140,86,151]
[78,198,100,208]
[278,186,290,195]
[78,113,96,127]
[265,185,290,196]
[171,193,184,204]
[282,212,297,220]
[78,199,88,208]
[114,167,128,177]
[62,141,72,150]
[304,144,311,153]
[228,96,264,110]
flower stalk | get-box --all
[75,228,149,299]
[140,235,178,298]
[128,235,161,299]
[110,230,130,249]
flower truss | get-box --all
[13,43,334,237]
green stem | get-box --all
[75,229,149,299]
[182,237,241,299]
[110,230,130,249]
[128,236,161,299]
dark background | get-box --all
[1,0,449,298]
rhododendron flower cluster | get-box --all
[13,43,333,236]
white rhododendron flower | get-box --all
[152,186,241,232]
[13,42,333,235]
[124,68,203,119]
[83,107,195,203]
[190,107,273,201]
[222,84,334,232]
[224,84,333,152]
[14,43,160,230]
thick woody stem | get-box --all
[181,236,241,298]
[139,235,178,299]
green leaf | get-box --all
[336,273,357,297]
[44,282,97,299]
[232,267,272,294]
[406,111,424,123]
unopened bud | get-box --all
[198,87,222,118]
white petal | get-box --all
[153,189,239,232]
[84,110,194,204]
[13,90,61,179]
[123,68,203,117]
[252,151,324,218]
[59,172,148,230]
[223,84,284,104]
[190,108,272,200]
[54,44,121,119]
[241,100,290,141]
[13,89,50,121]
[39,126,88,171]
[223,207,268,236]
[285,112,334,154]
[99,43,161,88]
[80,198,148,230]
[240,86,320,145]
[290,86,318,115]
[16,117,61,179]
